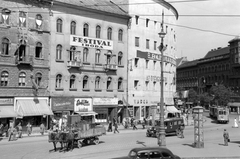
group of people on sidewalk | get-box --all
[107,117,119,133]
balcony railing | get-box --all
[16,55,33,65]
[104,64,118,71]
[67,61,82,68]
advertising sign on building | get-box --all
[70,35,113,50]
[74,98,93,112]
[52,97,74,111]
[0,98,14,106]
[93,98,118,105]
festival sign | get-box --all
[74,98,93,112]
[70,35,113,50]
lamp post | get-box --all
[157,11,166,147]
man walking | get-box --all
[17,123,23,138]
[40,123,45,135]
[180,123,185,138]
[133,119,138,130]
[223,129,229,146]
[113,122,119,133]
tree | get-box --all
[198,92,212,108]
[187,88,198,105]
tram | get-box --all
[209,105,229,123]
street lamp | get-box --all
[157,11,167,147]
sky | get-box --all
[169,0,240,60]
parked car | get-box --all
[128,147,181,159]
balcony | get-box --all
[67,61,82,68]
[104,64,118,71]
[16,55,33,65]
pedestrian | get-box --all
[40,123,45,135]
[232,118,238,128]
[17,123,23,138]
[8,126,17,141]
[26,122,32,136]
[180,123,185,138]
[113,117,116,125]
[133,120,138,130]
[223,129,229,146]
[107,121,112,132]
[142,118,146,129]
[0,122,3,137]
[113,122,119,133]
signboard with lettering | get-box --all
[70,35,113,50]
[0,98,14,106]
[93,98,118,105]
[52,97,74,111]
[74,98,93,112]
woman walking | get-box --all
[26,122,32,136]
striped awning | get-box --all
[0,106,18,118]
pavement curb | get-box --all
[182,157,240,159]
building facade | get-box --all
[49,0,130,123]
[126,0,178,120]
[0,0,52,129]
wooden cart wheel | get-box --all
[94,137,99,145]
[78,140,83,148]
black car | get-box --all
[128,147,181,159]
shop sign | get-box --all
[0,98,13,105]
[52,97,74,111]
[93,98,118,105]
[70,35,113,50]
[74,98,92,112]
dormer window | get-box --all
[35,14,42,29]
[19,11,26,27]
[2,8,11,25]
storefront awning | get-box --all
[16,99,53,116]
[0,106,18,118]
[75,111,98,116]
[228,102,240,107]
[165,105,181,113]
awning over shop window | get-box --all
[16,99,53,117]
[165,105,181,113]
[0,106,18,118]
[75,111,98,116]
[228,102,240,107]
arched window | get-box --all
[19,72,26,86]
[69,46,76,61]
[95,49,100,63]
[70,75,76,89]
[0,71,8,86]
[118,52,123,65]
[83,23,89,37]
[70,21,76,35]
[106,51,112,64]
[83,48,88,62]
[35,42,42,58]
[118,77,123,90]
[56,44,62,60]
[107,27,112,40]
[18,40,26,61]
[107,77,112,90]
[95,76,101,89]
[2,38,9,55]
[19,11,26,27]
[56,74,62,88]
[83,76,89,89]
[35,73,42,86]
[35,14,42,29]
[2,8,11,25]
[96,25,101,38]
[118,29,123,41]
[56,18,62,33]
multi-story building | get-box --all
[0,0,53,128]
[126,0,178,120]
[49,0,130,123]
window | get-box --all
[69,46,76,61]
[19,11,26,27]
[146,60,149,69]
[18,40,26,61]
[134,80,139,90]
[83,23,89,37]
[118,52,123,65]
[145,81,149,90]
[149,151,161,158]
[153,81,156,91]
[83,75,89,89]
[2,38,9,55]
[19,72,26,86]
[70,21,76,35]
[134,58,139,67]
[135,37,139,47]
[154,41,157,50]
[146,18,149,27]
[2,8,10,25]
[107,77,112,90]
[107,27,112,40]
[35,73,42,86]
[95,76,100,89]
[135,15,139,25]
[118,29,123,41]
[56,44,62,60]
[146,39,149,49]
[55,74,62,88]
[56,18,62,33]
[35,42,42,58]
[70,75,76,89]
[36,14,42,29]
[106,51,112,64]
[0,71,8,86]
[161,152,173,158]
[153,61,156,69]
[95,49,100,63]
[118,77,123,90]
[96,25,101,38]
[83,48,88,62]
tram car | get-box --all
[209,105,229,123]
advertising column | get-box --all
[193,106,204,148]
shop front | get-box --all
[14,97,53,130]
[93,97,118,123]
